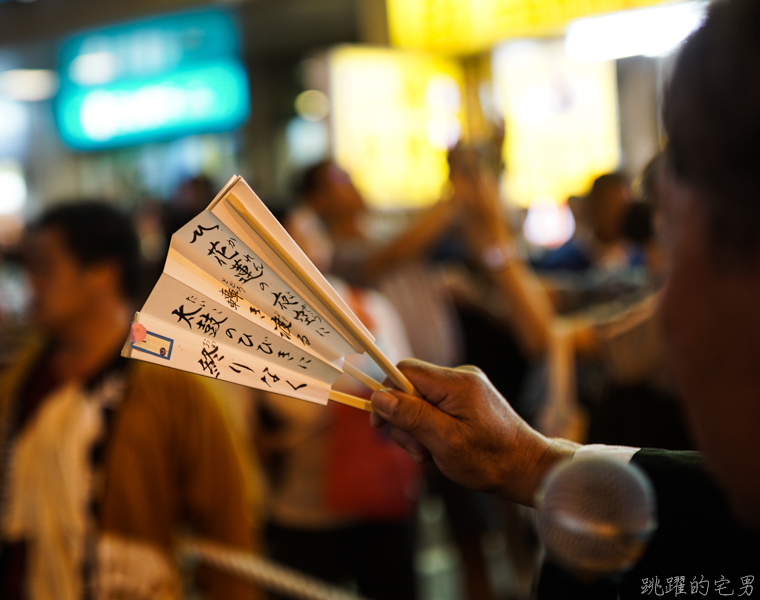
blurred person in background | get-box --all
[531,172,653,318]
[533,172,636,273]
[0,247,30,369]
[584,155,693,452]
[0,202,259,600]
[297,160,464,367]
[368,0,760,593]
[456,150,665,375]
[165,174,218,235]
[455,149,687,446]
[253,200,421,600]
[134,175,220,303]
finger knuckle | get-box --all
[458,369,486,390]
[447,436,464,456]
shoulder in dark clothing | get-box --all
[619,449,760,598]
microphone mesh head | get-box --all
[535,456,657,575]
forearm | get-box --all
[489,258,556,359]
[462,174,557,359]
[363,200,457,279]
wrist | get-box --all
[504,436,580,507]
[534,438,582,502]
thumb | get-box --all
[371,388,452,456]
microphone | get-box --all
[535,455,657,581]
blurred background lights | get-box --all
[58,10,237,87]
[426,76,460,113]
[493,40,620,209]
[425,76,461,150]
[294,90,330,122]
[330,46,464,210]
[69,52,118,86]
[0,69,59,102]
[565,1,708,62]
[54,9,248,151]
[387,0,680,54]
[287,117,329,167]
[0,163,28,216]
[79,84,216,142]
[57,60,249,150]
[523,201,576,248]
[0,98,29,150]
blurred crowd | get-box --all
[0,136,684,600]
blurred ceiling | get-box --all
[0,0,362,63]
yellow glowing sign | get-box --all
[388,0,667,53]
[494,40,620,207]
[330,46,464,209]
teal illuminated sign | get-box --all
[55,9,250,150]
[56,60,249,150]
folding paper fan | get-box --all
[122,175,415,410]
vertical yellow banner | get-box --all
[493,40,620,207]
[330,46,465,209]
